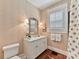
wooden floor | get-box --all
[36,49,66,59]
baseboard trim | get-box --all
[48,46,68,56]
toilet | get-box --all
[3,43,22,59]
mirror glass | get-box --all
[29,17,38,34]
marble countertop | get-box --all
[24,36,46,42]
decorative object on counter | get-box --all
[26,33,31,38]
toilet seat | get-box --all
[10,56,21,59]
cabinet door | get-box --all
[24,42,37,59]
[36,40,42,57]
[31,41,39,58]
[42,38,47,50]
[24,38,47,59]
[37,38,47,56]
[29,46,36,59]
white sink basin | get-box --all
[24,36,46,42]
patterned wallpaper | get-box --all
[67,0,79,59]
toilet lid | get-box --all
[10,56,21,59]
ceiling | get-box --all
[27,0,62,9]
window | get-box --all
[47,4,68,33]
[49,9,64,28]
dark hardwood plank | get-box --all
[36,49,66,59]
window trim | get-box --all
[48,9,65,29]
[47,3,68,33]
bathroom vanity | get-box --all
[24,36,47,59]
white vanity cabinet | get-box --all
[24,36,47,59]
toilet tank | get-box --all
[3,43,19,59]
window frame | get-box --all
[48,9,65,29]
[47,3,68,33]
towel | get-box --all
[51,34,56,41]
[51,34,62,42]
[55,34,61,41]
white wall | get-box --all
[0,0,40,59]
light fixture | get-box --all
[25,19,29,24]
[39,22,46,32]
[39,22,43,27]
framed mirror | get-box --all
[29,17,38,34]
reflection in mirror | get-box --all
[29,17,38,35]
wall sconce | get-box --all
[24,18,29,27]
[25,19,29,24]
[24,18,29,33]
[39,22,46,32]
[39,22,43,28]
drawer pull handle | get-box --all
[36,46,38,47]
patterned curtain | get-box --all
[67,0,79,59]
